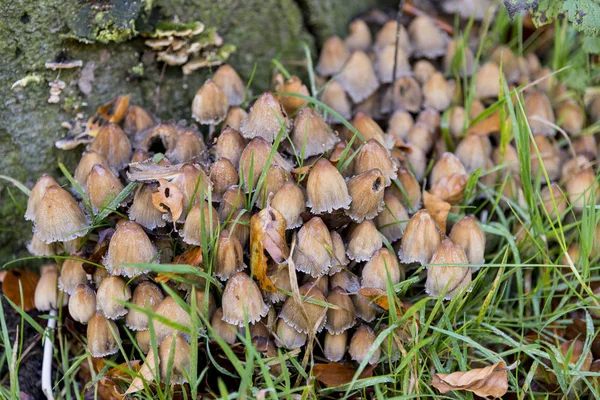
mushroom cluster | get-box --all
[28,12,599,388]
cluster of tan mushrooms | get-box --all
[27,13,599,389]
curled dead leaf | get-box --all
[2,269,39,311]
[151,179,184,221]
[250,204,289,293]
[96,95,130,124]
[430,173,468,205]
[157,247,203,284]
[431,361,508,398]
[126,351,158,394]
[313,362,376,387]
[423,191,451,233]
[466,110,501,136]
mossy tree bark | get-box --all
[0,0,394,264]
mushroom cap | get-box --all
[96,276,131,320]
[87,313,120,357]
[34,185,89,244]
[212,64,245,106]
[325,287,356,334]
[346,220,382,262]
[191,79,229,125]
[279,283,327,334]
[337,51,379,103]
[292,217,335,277]
[103,221,157,277]
[346,169,386,223]
[306,159,351,214]
[240,92,288,143]
[399,210,441,265]
[289,107,339,159]
[126,282,165,331]
[221,272,269,326]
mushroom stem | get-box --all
[42,308,57,400]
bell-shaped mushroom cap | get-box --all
[158,333,191,384]
[126,282,165,331]
[124,105,155,136]
[382,76,422,114]
[86,164,124,214]
[223,106,248,131]
[222,272,268,326]
[351,113,392,150]
[413,59,436,85]
[325,287,356,334]
[443,39,475,76]
[239,137,293,193]
[266,264,292,303]
[491,45,520,83]
[271,182,306,230]
[525,91,555,135]
[27,234,57,257]
[274,318,307,349]
[376,44,411,84]
[192,79,229,125]
[211,308,239,344]
[475,62,502,100]
[375,191,409,243]
[181,202,219,246]
[35,264,68,311]
[375,20,412,55]
[317,36,349,76]
[399,210,441,265]
[212,64,245,106]
[330,268,360,293]
[255,165,291,209]
[74,151,110,190]
[170,164,213,213]
[408,16,448,58]
[324,331,348,362]
[89,123,132,171]
[292,217,335,277]
[320,81,352,123]
[218,185,245,221]
[425,239,472,300]
[289,107,339,158]
[153,296,191,345]
[58,258,88,295]
[361,248,402,290]
[354,139,398,186]
[349,325,380,365]
[280,283,327,334]
[68,284,96,324]
[103,220,157,277]
[346,169,385,223]
[210,158,239,202]
[34,185,89,244]
[346,220,383,263]
[87,313,120,357]
[240,92,289,143]
[423,72,453,111]
[539,183,567,221]
[450,216,485,271]
[352,293,378,322]
[135,122,179,155]
[454,134,492,174]
[329,231,349,274]
[278,75,310,115]
[345,19,372,52]
[337,51,379,103]
[215,127,246,169]
[430,152,467,187]
[96,276,131,320]
[530,134,560,181]
[215,230,245,280]
[306,158,351,214]
[166,130,206,164]
[129,184,166,230]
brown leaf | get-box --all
[250,204,289,293]
[2,269,40,311]
[173,246,203,266]
[313,362,376,387]
[98,360,142,399]
[431,361,508,398]
[466,111,501,136]
[423,191,451,233]
[358,287,410,317]
[108,95,130,123]
[151,179,183,221]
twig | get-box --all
[42,309,57,400]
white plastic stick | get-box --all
[41,309,56,400]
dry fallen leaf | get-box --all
[313,362,376,387]
[126,351,158,394]
[2,269,40,311]
[431,361,508,398]
[152,179,184,221]
[423,191,451,233]
[98,360,142,399]
[250,204,289,292]
[96,95,131,124]
[156,246,203,283]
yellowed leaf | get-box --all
[423,191,451,233]
[151,179,184,221]
[250,204,289,293]
[466,111,501,136]
[431,361,508,398]
[108,95,130,123]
